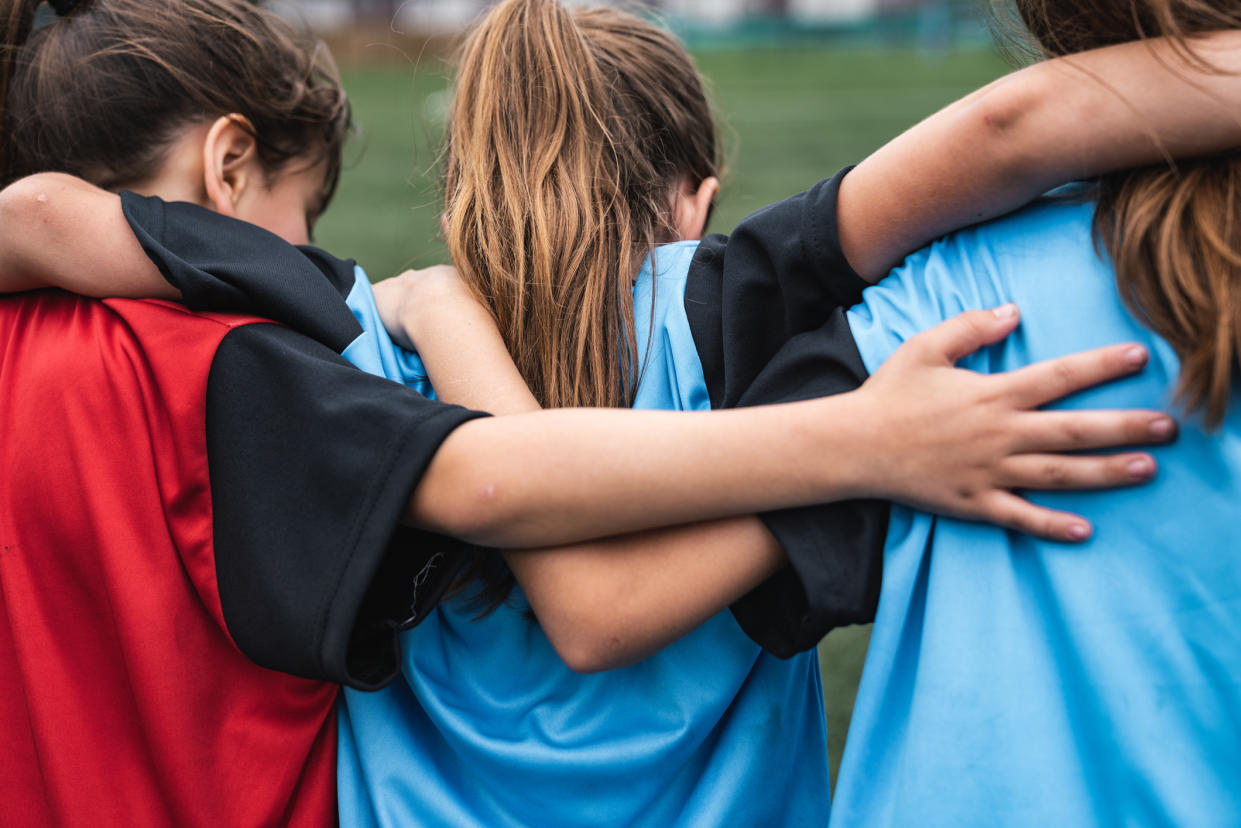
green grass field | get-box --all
[316,43,1010,786]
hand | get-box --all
[372,264,473,350]
[374,265,534,414]
[858,304,1176,542]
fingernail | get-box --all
[1066,522,1091,541]
[1127,457,1153,479]
[1125,346,1148,368]
[1150,418,1175,439]
[992,303,1018,319]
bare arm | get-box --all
[0,173,177,297]
[377,268,787,670]
[10,33,1241,296]
[408,305,1172,549]
[506,520,783,671]
[382,274,1172,668]
[840,30,1241,280]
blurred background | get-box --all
[287,0,1018,787]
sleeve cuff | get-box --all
[730,500,887,657]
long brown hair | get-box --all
[442,0,720,610]
[0,0,350,199]
[1014,0,1241,427]
[443,0,720,411]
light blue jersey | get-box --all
[831,199,1241,827]
[336,242,831,827]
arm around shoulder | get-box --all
[838,30,1241,280]
[0,172,176,298]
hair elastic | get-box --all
[48,0,84,16]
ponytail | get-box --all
[444,0,719,412]
[443,0,720,611]
[446,0,642,412]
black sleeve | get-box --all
[684,167,869,409]
[120,191,362,352]
[727,311,890,657]
[207,323,488,690]
[682,169,887,656]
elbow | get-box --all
[543,622,640,674]
[0,175,59,284]
[0,172,88,269]
[0,174,52,232]
[409,424,532,546]
[411,479,516,547]
[534,596,649,673]
[968,70,1048,176]
[0,172,80,215]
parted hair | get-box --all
[1015,0,1241,427]
[443,0,720,412]
[0,0,350,200]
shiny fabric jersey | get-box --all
[0,294,337,827]
[831,199,1241,826]
[335,243,832,827]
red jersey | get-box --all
[0,286,479,825]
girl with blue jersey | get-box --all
[812,1,1241,824]
[4,0,1241,823]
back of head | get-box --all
[0,0,350,200]
[1013,0,1241,426]
[443,0,719,410]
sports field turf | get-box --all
[317,43,1011,786]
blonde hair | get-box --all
[1015,0,1241,427]
[443,0,719,410]
[442,0,720,609]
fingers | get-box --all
[1002,343,1150,408]
[972,491,1094,543]
[996,451,1156,490]
[903,304,1022,365]
[1011,409,1177,453]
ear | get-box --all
[201,114,262,217]
[673,176,720,241]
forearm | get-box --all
[411,298,786,668]
[840,30,1241,280]
[407,393,871,548]
[409,308,1179,549]
[508,517,783,672]
[0,173,177,297]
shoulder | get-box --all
[940,195,1097,262]
[849,197,1106,373]
[632,242,710,412]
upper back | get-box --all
[335,244,832,828]
[831,198,1241,826]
